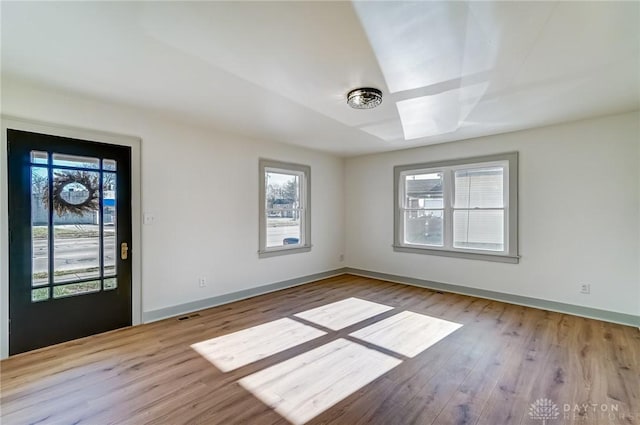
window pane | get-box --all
[266,215,301,248]
[52,153,99,169]
[103,172,117,277]
[453,210,504,251]
[52,169,100,283]
[53,281,101,299]
[404,172,443,209]
[266,171,300,210]
[454,166,503,208]
[404,210,443,246]
[32,287,49,302]
[31,167,49,287]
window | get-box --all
[394,153,518,263]
[259,159,311,258]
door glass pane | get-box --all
[453,210,504,251]
[454,166,504,208]
[404,210,443,246]
[52,153,99,169]
[24,151,122,304]
[31,287,49,302]
[53,280,101,299]
[103,159,117,171]
[104,277,118,290]
[52,169,101,283]
[31,167,49,286]
[103,172,117,276]
[404,172,443,209]
[30,151,48,165]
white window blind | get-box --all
[453,166,505,251]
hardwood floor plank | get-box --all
[1,274,638,425]
[475,307,554,425]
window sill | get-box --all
[258,245,312,258]
[392,245,519,264]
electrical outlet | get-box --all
[339,254,344,262]
[199,277,206,288]
[580,283,590,294]
[143,213,155,225]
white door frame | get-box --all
[0,115,143,359]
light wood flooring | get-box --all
[1,274,639,425]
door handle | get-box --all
[121,242,129,260]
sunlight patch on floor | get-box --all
[349,310,463,358]
[191,299,463,424]
[239,338,402,425]
[190,317,326,372]
[293,297,394,330]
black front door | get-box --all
[7,129,132,355]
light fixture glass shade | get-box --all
[347,88,382,109]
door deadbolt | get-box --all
[121,242,129,260]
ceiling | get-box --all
[2,1,639,157]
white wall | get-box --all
[1,76,637,360]
[0,78,345,337]
[345,112,640,316]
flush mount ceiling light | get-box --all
[347,87,382,109]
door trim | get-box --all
[1,115,143,359]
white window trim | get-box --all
[259,159,311,258]
[393,152,519,264]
